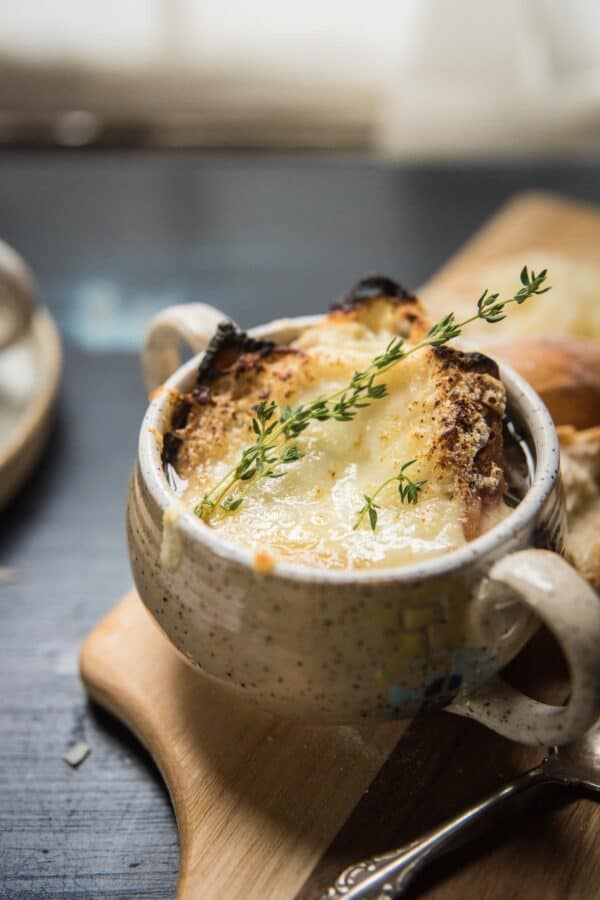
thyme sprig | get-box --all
[195,266,549,522]
[353,460,427,531]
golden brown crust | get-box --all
[327,276,429,342]
[326,296,429,342]
[557,425,600,590]
[162,323,300,466]
[166,283,507,543]
[482,337,600,430]
[165,282,431,470]
[173,350,308,474]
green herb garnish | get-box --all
[353,459,427,531]
[353,460,427,531]
[195,266,549,523]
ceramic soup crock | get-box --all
[127,302,600,745]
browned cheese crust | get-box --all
[165,276,507,543]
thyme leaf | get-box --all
[353,459,427,531]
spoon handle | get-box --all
[321,767,549,899]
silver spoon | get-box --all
[322,718,600,899]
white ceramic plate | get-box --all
[0,307,62,510]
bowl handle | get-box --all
[447,549,600,746]
[141,302,235,390]
[0,240,37,351]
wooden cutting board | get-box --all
[80,193,600,900]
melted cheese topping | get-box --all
[174,314,510,570]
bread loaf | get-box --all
[558,425,600,591]
[483,337,600,429]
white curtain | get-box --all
[0,0,599,155]
[379,0,600,156]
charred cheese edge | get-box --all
[165,277,510,570]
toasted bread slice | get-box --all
[166,277,509,570]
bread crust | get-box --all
[167,278,507,548]
[481,337,600,430]
[558,425,600,590]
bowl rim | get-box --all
[137,314,560,585]
[0,307,62,509]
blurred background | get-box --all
[2,5,600,899]
[2,0,600,157]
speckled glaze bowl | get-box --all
[127,304,600,745]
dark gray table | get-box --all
[1,153,599,900]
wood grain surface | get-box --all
[79,192,600,899]
[80,593,407,900]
